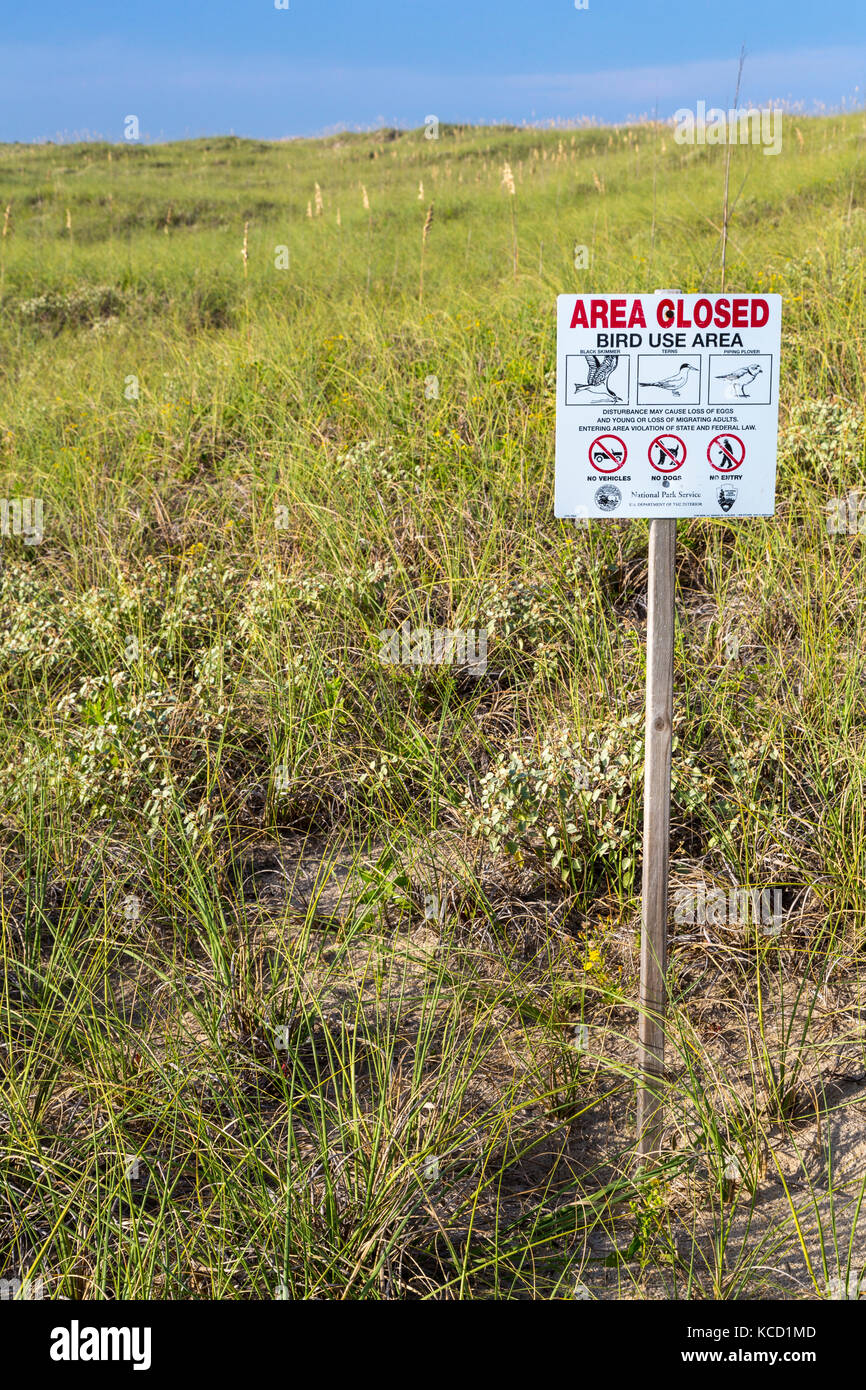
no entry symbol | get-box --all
[648,434,686,472]
[708,432,746,472]
[589,433,627,473]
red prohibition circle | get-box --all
[588,433,627,473]
[707,432,746,472]
[648,433,686,472]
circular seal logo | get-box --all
[594,484,622,512]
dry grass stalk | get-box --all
[419,203,434,306]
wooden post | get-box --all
[637,516,676,1159]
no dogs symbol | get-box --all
[648,434,686,472]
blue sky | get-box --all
[2,0,864,143]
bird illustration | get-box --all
[638,363,698,397]
[572,353,623,403]
[715,363,762,398]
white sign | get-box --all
[555,293,781,519]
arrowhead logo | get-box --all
[718,487,738,513]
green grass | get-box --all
[0,115,865,1300]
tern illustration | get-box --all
[572,353,623,403]
[638,363,698,397]
[715,363,762,398]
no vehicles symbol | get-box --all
[648,433,686,472]
[589,433,627,473]
[708,432,746,472]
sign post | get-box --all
[555,291,781,1157]
[636,515,675,1158]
